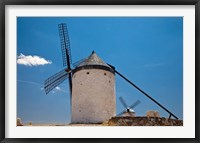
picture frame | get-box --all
[0,0,199,142]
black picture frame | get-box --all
[0,0,199,143]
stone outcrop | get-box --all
[104,116,183,126]
[146,110,160,117]
[17,118,23,126]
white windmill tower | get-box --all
[71,51,116,123]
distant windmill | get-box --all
[118,96,141,117]
[44,23,178,124]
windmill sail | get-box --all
[117,109,126,116]
[58,23,72,67]
[58,23,73,96]
[119,96,128,108]
[44,69,70,94]
[72,58,87,68]
[129,100,141,109]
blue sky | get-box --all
[17,17,183,124]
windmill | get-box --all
[44,23,179,124]
[44,23,116,123]
[118,96,141,117]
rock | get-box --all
[146,110,160,117]
[105,116,183,126]
[17,118,23,126]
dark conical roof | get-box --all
[73,51,115,74]
[76,51,110,68]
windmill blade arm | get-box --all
[45,76,67,94]
[44,69,69,94]
[58,23,72,67]
[113,67,179,120]
[117,109,126,116]
[129,100,141,109]
[119,96,128,108]
[73,58,87,68]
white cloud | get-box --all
[55,86,61,91]
[55,86,68,93]
[17,53,52,66]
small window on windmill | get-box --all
[86,72,90,75]
[104,73,107,76]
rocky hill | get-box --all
[102,116,183,126]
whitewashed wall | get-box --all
[72,68,116,123]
